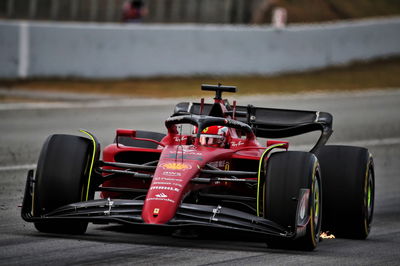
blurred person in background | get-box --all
[122,0,148,22]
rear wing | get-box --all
[173,102,333,152]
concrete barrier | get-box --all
[0,22,20,78]
[1,17,400,79]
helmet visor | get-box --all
[199,134,224,146]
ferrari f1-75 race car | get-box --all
[22,84,375,250]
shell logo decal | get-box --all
[161,162,192,170]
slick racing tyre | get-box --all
[263,151,322,251]
[316,145,374,239]
[33,134,94,234]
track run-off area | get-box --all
[0,89,399,265]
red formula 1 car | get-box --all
[22,84,375,250]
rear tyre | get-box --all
[316,145,374,239]
[33,134,94,234]
[264,151,322,251]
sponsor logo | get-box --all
[147,198,175,203]
[187,152,202,155]
[150,186,180,192]
[153,182,183,188]
[155,193,168,198]
[226,119,244,127]
[209,160,226,168]
[224,162,230,171]
[231,141,244,147]
[208,161,230,170]
[161,162,192,170]
[163,154,203,161]
[162,171,182,177]
[154,176,183,182]
[169,150,201,155]
[173,136,187,142]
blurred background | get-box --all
[0,0,400,97]
[1,0,400,24]
[2,3,400,265]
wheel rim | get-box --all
[313,176,321,230]
[366,167,374,222]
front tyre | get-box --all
[33,134,94,234]
[263,151,322,251]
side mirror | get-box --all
[116,129,136,147]
[116,129,137,138]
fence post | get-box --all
[153,0,166,23]
[203,0,214,23]
[28,0,37,19]
[51,0,60,20]
[90,0,98,21]
[222,0,233,23]
[236,0,245,23]
[170,0,183,23]
[185,0,197,22]
[6,0,14,18]
[70,0,78,20]
[114,0,123,22]
[106,0,115,22]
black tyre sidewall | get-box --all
[264,151,321,250]
[316,145,374,239]
[33,134,93,234]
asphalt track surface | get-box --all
[0,89,399,265]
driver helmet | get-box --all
[199,126,229,147]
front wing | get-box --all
[21,171,294,240]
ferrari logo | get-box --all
[224,162,230,171]
[153,208,160,214]
[161,162,192,170]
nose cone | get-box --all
[142,199,177,224]
[142,161,198,224]
[142,145,232,224]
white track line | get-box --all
[0,98,183,111]
[1,88,399,111]
[0,164,37,171]
[1,137,399,172]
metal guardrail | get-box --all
[1,0,261,24]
